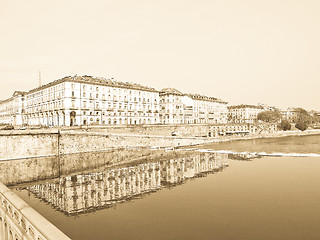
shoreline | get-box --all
[203,129,320,145]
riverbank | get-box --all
[213,129,320,143]
[1,128,320,161]
[1,128,319,185]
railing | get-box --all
[0,182,70,240]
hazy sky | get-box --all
[1,0,319,110]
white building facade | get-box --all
[187,94,228,124]
[1,76,160,127]
[159,88,228,125]
[0,75,228,127]
[228,105,264,124]
[0,91,26,126]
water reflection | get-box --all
[23,152,253,216]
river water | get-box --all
[11,135,320,240]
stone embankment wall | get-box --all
[0,182,70,240]
[59,131,212,155]
[0,131,59,161]
[63,124,212,137]
[0,130,213,161]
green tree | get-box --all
[278,120,291,131]
[257,111,281,123]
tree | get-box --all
[295,121,308,131]
[278,120,291,131]
[294,108,311,124]
[293,108,311,130]
[257,111,281,123]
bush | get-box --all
[295,121,308,131]
[278,120,291,131]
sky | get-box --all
[1,0,320,110]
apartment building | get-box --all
[0,91,26,126]
[187,94,228,124]
[228,104,264,123]
[280,108,298,123]
[159,88,228,125]
[0,75,160,127]
[159,88,194,124]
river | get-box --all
[11,135,320,240]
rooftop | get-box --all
[160,88,183,95]
[228,104,264,110]
[186,93,228,104]
[27,75,158,94]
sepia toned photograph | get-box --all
[0,0,320,239]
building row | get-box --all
[0,75,228,127]
[1,75,305,127]
[227,104,309,125]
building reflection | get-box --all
[27,152,230,216]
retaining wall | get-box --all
[0,130,214,161]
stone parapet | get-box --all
[0,182,70,239]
